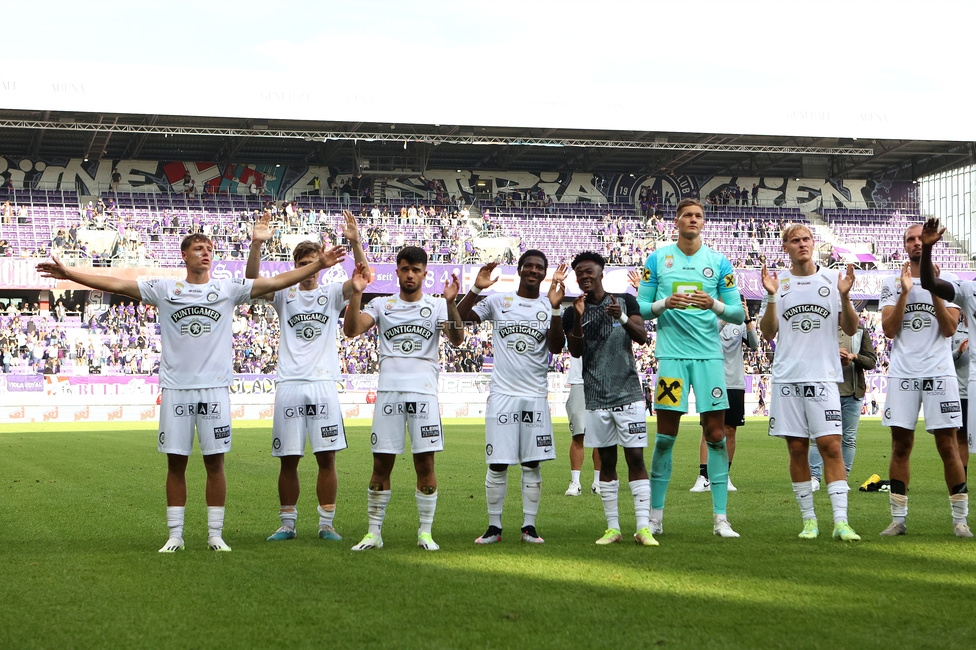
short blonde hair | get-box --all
[780,223,812,244]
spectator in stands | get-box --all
[2,201,12,224]
[111,168,122,193]
[340,179,352,207]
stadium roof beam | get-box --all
[0,119,875,157]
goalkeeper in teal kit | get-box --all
[637,198,745,538]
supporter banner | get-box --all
[25,257,976,300]
[0,374,45,392]
[2,157,918,210]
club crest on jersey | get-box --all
[317,295,328,306]
[507,339,530,354]
[703,267,714,278]
[818,287,830,297]
[207,291,219,303]
[420,306,432,318]
[664,255,674,269]
[536,310,548,322]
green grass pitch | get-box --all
[2,417,976,649]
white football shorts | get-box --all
[583,400,648,449]
[157,387,232,456]
[272,380,347,456]
[371,391,443,454]
[484,393,556,464]
[767,382,843,439]
[883,376,962,433]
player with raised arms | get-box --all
[563,251,655,546]
[245,209,369,543]
[636,198,744,538]
[37,224,346,553]
[899,218,971,537]
[343,246,464,551]
[758,223,861,541]
[456,252,567,544]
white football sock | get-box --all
[600,480,620,531]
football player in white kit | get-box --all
[343,246,464,551]
[908,218,972,538]
[759,224,861,541]
[37,229,346,553]
[455,252,567,544]
[246,210,369,543]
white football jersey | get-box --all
[139,277,254,389]
[719,321,750,389]
[949,278,976,382]
[472,292,551,397]
[762,267,842,383]
[271,282,347,382]
[363,293,448,395]
[880,273,957,378]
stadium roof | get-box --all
[1,109,972,181]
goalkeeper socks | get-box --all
[650,434,676,509]
[706,438,729,515]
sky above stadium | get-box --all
[1,0,973,141]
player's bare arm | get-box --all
[442,272,465,346]
[919,217,957,303]
[758,264,779,340]
[251,245,347,299]
[342,270,375,337]
[567,294,586,358]
[341,209,369,269]
[837,263,859,336]
[244,209,274,298]
[36,257,142,301]
[547,263,568,354]
[881,262,912,339]
[455,262,499,323]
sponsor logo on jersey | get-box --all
[321,424,339,438]
[825,409,842,422]
[782,304,830,321]
[535,434,554,447]
[656,377,683,405]
[641,266,651,282]
[628,421,647,435]
[384,324,434,340]
[941,401,961,414]
[880,285,893,301]
[497,323,546,343]
[497,411,544,424]
[382,401,429,416]
[420,425,440,438]
[287,312,330,328]
[723,273,735,288]
[172,305,221,323]
[214,425,230,440]
[782,384,828,401]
